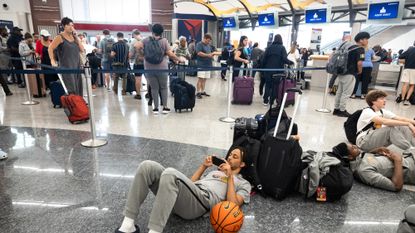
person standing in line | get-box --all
[129,29,145,100]
[98,29,114,90]
[7,26,24,87]
[399,41,415,105]
[19,33,36,68]
[287,42,300,68]
[232,36,250,82]
[37,30,57,89]
[111,32,129,96]
[260,34,294,106]
[351,44,376,99]
[251,42,264,80]
[134,24,181,114]
[332,32,366,117]
[195,33,221,99]
[49,17,85,96]
[0,27,12,96]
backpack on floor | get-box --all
[343,107,382,144]
[144,37,164,65]
[326,41,360,75]
[228,135,262,190]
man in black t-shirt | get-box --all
[111,32,129,95]
[333,32,367,117]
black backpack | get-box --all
[144,37,165,64]
[343,107,382,144]
[228,135,262,190]
[319,164,353,202]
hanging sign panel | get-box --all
[223,17,238,31]
[368,1,399,20]
[258,13,275,26]
[305,9,327,23]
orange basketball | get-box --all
[210,201,244,233]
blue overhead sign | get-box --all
[223,17,236,28]
[258,13,275,26]
[368,1,399,20]
[305,9,327,23]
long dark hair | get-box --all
[225,146,246,163]
[273,34,283,45]
[238,36,248,49]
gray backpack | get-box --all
[144,37,165,65]
[326,41,360,75]
[397,205,415,233]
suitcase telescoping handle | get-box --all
[273,88,303,140]
[57,73,69,95]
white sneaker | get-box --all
[0,150,8,160]
[403,100,410,106]
[153,108,159,115]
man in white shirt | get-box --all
[356,90,415,152]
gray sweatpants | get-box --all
[146,72,168,108]
[123,160,210,233]
[334,74,355,111]
[357,126,415,152]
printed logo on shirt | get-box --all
[212,173,228,183]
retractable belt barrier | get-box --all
[1,56,330,147]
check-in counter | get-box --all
[375,63,403,89]
[309,55,329,88]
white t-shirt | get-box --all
[287,49,300,67]
[356,108,396,141]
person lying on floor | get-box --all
[115,146,251,233]
[341,143,415,192]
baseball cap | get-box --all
[40,29,51,37]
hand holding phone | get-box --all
[212,156,225,166]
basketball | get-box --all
[210,201,244,233]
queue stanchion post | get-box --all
[315,73,331,113]
[81,67,107,148]
[219,65,235,123]
[21,61,40,105]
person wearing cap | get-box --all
[333,32,367,117]
[37,29,57,89]
[7,26,24,88]
[398,41,415,106]
[343,142,415,192]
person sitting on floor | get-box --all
[341,142,415,192]
[356,90,415,152]
[115,146,251,233]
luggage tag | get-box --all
[316,186,327,202]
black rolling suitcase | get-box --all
[174,80,196,112]
[256,88,304,200]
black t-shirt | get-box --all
[399,46,415,69]
[346,45,365,75]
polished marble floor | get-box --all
[0,74,414,233]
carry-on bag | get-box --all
[57,73,89,124]
[256,88,304,200]
[50,80,65,108]
[232,62,254,105]
[173,80,196,112]
[27,69,46,98]
[274,68,296,107]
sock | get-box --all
[118,217,136,233]
[148,230,161,233]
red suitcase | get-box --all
[58,74,89,124]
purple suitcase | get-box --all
[277,78,296,107]
[232,76,254,105]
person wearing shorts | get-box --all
[195,34,221,99]
[130,29,145,100]
[399,42,415,105]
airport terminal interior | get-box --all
[1,0,415,232]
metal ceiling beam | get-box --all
[347,0,357,27]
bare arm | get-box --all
[371,116,414,127]
[357,60,363,74]
[48,35,63,66]
[190,156,212,182]
[166,50,180,63]
[234,50,248,64]
[386,152,404,191]
[393,116,415,125]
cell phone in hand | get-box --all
[212,156,225,166]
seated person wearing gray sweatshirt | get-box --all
[343,143,415,192]
[356,90,415,152]
[115,146,251,233]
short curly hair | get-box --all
[365,90,387,107]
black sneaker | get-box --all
[153,108,159,115]
[18,84,25,88]
[201,92,210,97]
[197,93,202,99]
[145,93,150,99]
[333,109,340,115]
[134,94,142,100]
[5,92,13,96]
[335,110,350,118]
[162,107,171,114]
[115,225,140,233]
[148,99,152,106]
